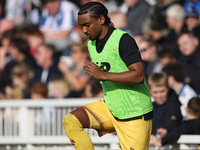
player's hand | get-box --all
[83,61,105,80]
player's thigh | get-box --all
[83,100,116,135]
[115,118,152,150]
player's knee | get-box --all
[62,113,82,135]
[62,113,71,128]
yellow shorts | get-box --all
[84,100,152,150]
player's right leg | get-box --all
[62,100,115,149]
[62,106,95,150]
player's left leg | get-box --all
[114,117,152,150]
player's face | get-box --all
[149,86,168,105]
[78,13,103,41]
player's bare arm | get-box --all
[84,61,144,84]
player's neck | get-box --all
[98,25,109,41]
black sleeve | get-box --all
[119,34,142,67]
[161,121,189,145]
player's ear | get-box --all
[99,15,105,25]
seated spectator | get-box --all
[119,0,150,37]
[10,63,34,98]
[5,0,27,25]
[162,62,197,119]
[48,77,72,98]
[30,82,48,99]
[139,39,162,78]
[0,29,16,72]
[11,25,44,57]
[38,0,80,51]
[162,4,187,58]
[184,2,200,40]
[0,18,14,38]
[157,49,176,68]
[83,78,104,98]
[142,0,181,42]
[0,38,37,93]
[26,27,44,57]
[109,11,131,34]
[31,43,62,85]
[5,86,24,99]
[177,31,200,94]
[147,73,182,135]
[183,0,200,16]
[151,96,200,147]
[58,43,91,97]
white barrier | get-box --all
[0,99,199,150]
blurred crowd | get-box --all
[0,0,200,99]
[0,0,200,147]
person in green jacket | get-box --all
[62,2,153,150]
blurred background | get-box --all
[0,0,200,149]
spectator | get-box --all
[31,43,62,85]
[162,4,187,58]
[184,2,200,39]
[0,29,16,72]
[109,11,131,34]
[147,73,182,135]
[48,77,72,98]
[39,0,79,51]
[8,38,37,71]
[177,31,200,94]
[84,78,104,98]
[139,39,162,78]
[26,27,44,57]
[58,43,91,97]
[30,0,44,25]
[5,0,27,25]
[0,38,37,93]
[142,0,181,42]
[151,96,200,147]
[184,0,200,16]
[12,25,44,57]
[30,82,48,99]
[0,18,14,38]
[119,0,150,37]
[10,63,34,98]
[162,62,197,119]
[5,86,24,99]
[157,49,176,68]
